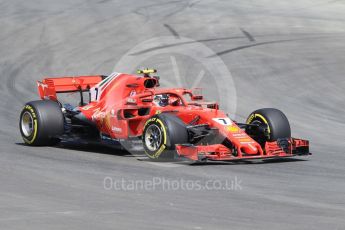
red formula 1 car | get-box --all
[19,69,310,162]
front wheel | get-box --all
[142,114,188,161]
[19,100,64,146]
[246,108,291,144]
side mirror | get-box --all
[207,103,219,110]
[191,95,203,100]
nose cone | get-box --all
[241,144,258,155]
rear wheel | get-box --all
[19,100,64,146]
[142,114,188,161]
[246,108,291,144]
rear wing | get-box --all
[37,75,105,103]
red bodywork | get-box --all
[37,73,310,161]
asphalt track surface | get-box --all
[1,0,345,229]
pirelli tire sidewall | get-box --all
[246,108,291,141]
[19,100,64,146]
[142,114,188,161]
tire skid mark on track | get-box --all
[5,62,32,104]
[97,0,113,4]
[208,34,345,57]
[240,28,256,42]
[189,0,202,8]
[3,46,55,105]
[129,33,345,56]
[129,36,245,56]
[164,24,180,39]
[133,0,189,21]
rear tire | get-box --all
[246,108,291,142]
[142,114,188,161]
[19,100,64,146]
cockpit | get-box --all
[153,93,184,107]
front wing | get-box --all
[175,138,310,161]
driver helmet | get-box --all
[158,94,169,107]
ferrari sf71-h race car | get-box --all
[19,69,310,162]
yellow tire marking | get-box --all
[156,119,167,145]
[22,106,38,144]
[253,114,271,134]
[246,114,255,124]
[144,117,167,159]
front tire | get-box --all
[246,108,291,143]
[142,114,188,161]
[19,100,64,146]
